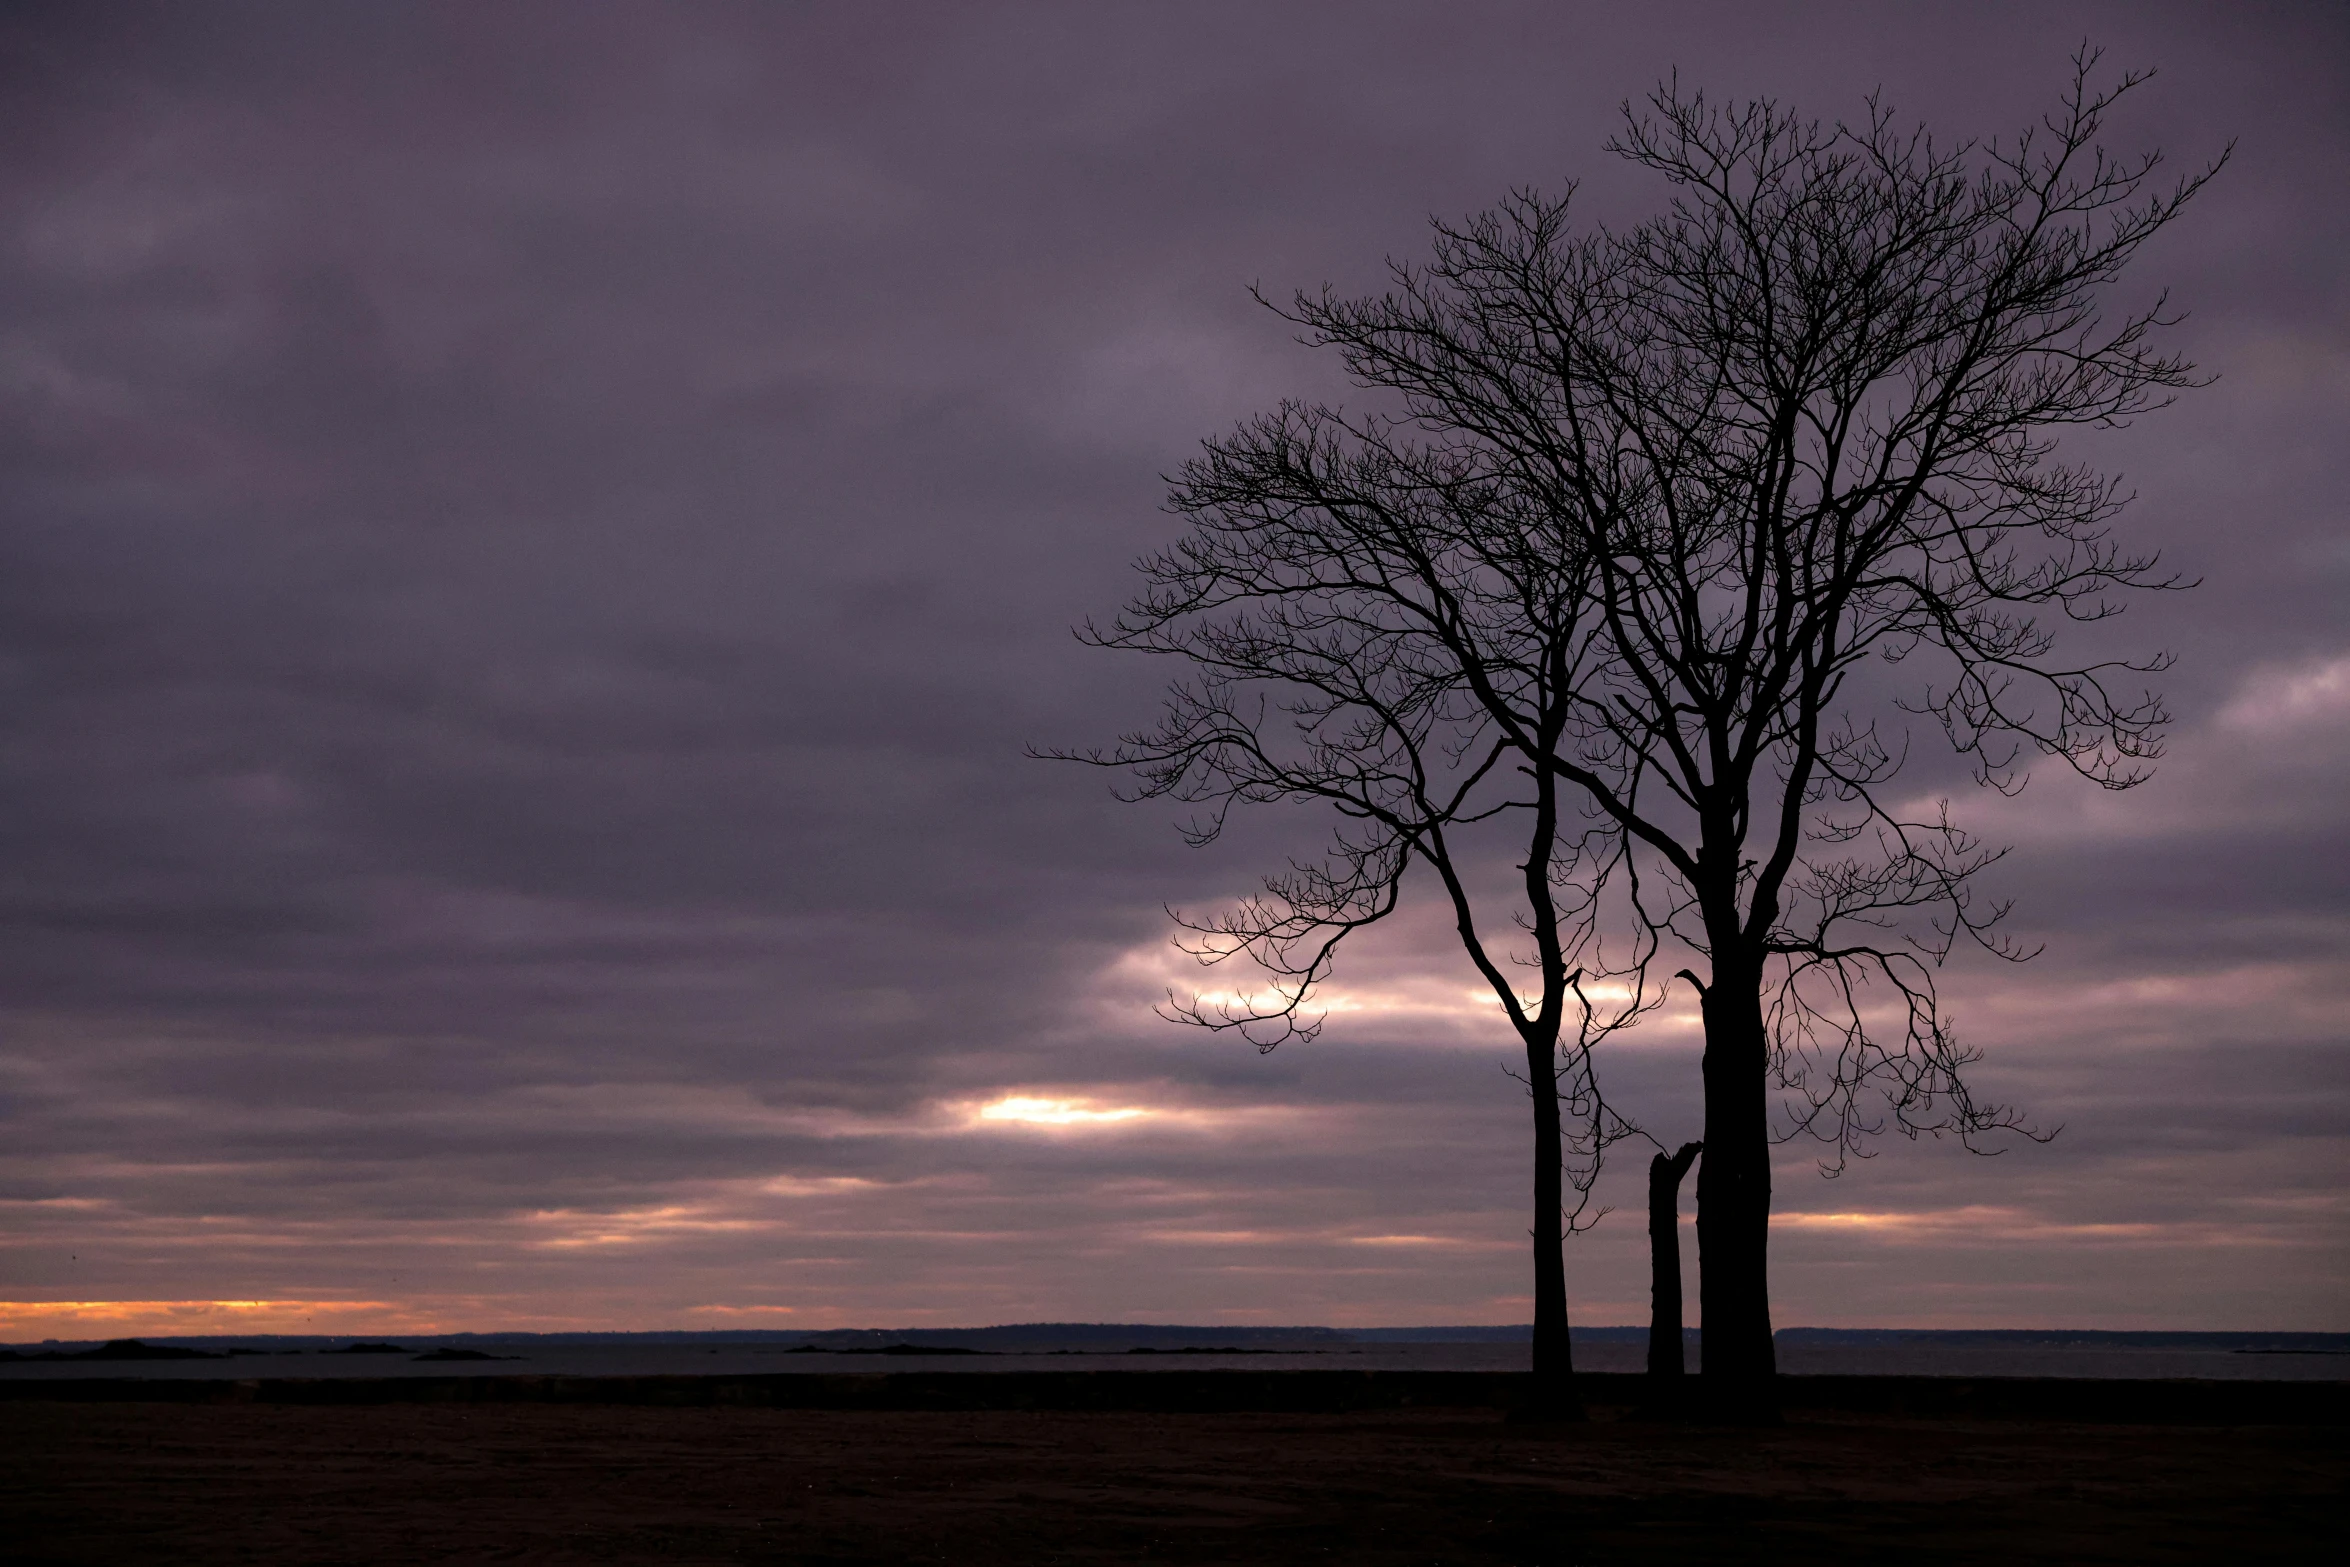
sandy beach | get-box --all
[5,1376,2341,1564]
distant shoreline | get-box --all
[9,1323,2347,1354]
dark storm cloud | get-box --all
[2,1,2343,1335]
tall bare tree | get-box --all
[1061,52,2218,1417]
[1056,471,1662,1415]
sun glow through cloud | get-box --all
[1097,936,1699,1048]
[959,1090,1319,1134]
[974,1095,1150,1127]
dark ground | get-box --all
[3,1382,2345,1565]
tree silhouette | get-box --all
[1648,1141,1702,1385]
[1062,50,2218,1418]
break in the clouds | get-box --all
[1,1,2343,1340]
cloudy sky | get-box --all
[2,1,2342,1341]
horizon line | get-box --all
[12,1322,2348,1348]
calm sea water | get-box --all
[4,1337,2343,1382]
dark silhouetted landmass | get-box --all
[784,1343,989,1357]
[9,1339,227,1362]
[1774,1328,2350,1353]
[1347,1325,1537,1344]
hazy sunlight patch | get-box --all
[2219,653,2350,733]
[974,1095,1149,1127]
[526,1204,766,1249]
[1776,1206,2170,1242]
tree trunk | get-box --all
[1696,967,1777,1421]
[1526,1034,1582,1418]
[1647,1141,1702,1382]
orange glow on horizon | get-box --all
[0,1299,409,1340]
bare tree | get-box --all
[1052,462,1665,1415]
[1061,50,2217,1418]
